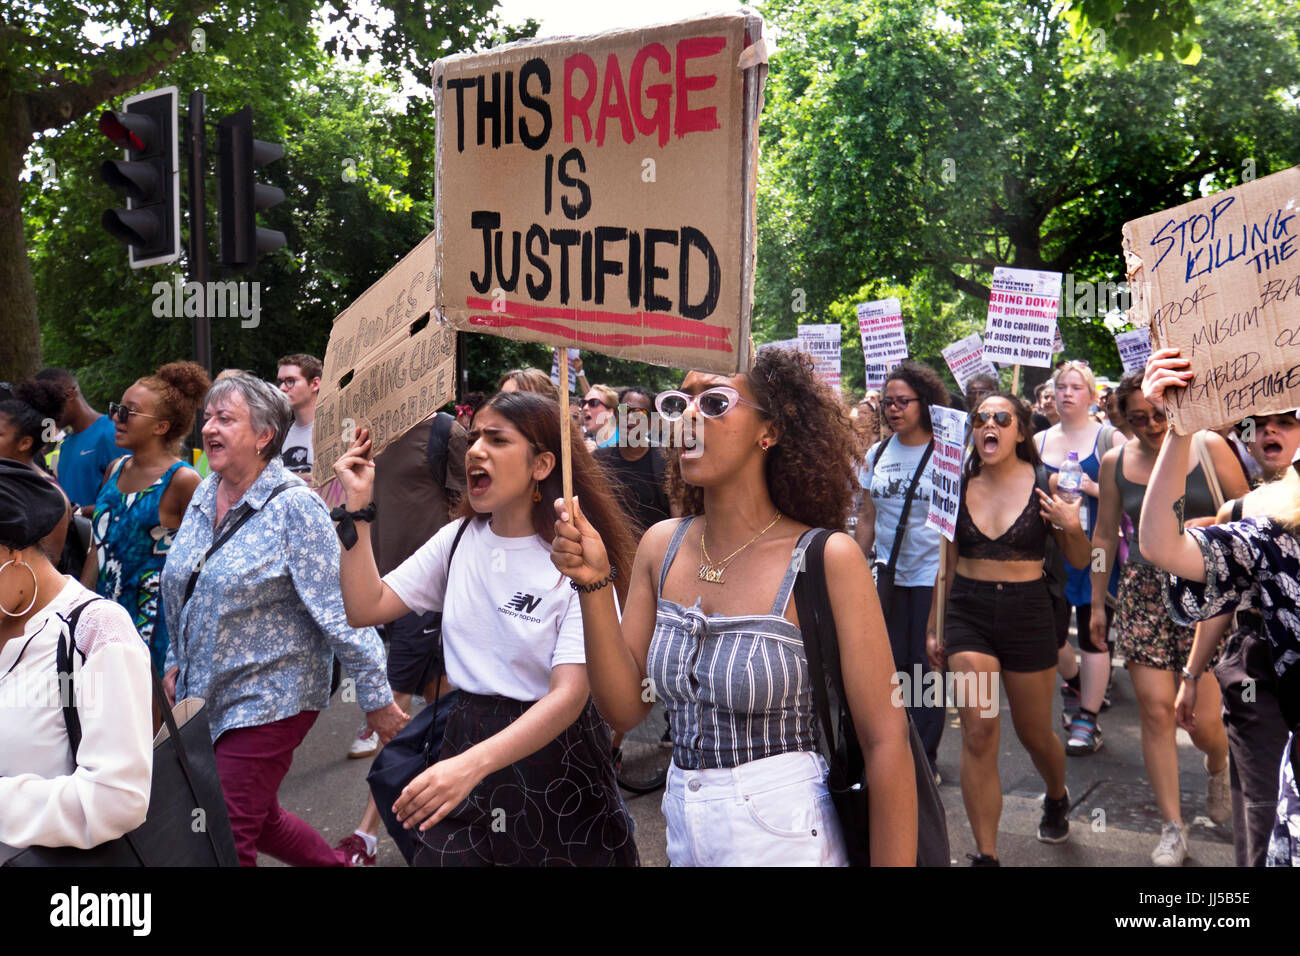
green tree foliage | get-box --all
[754,0,1300,392]
[3,0,511,383]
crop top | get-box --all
[956,481,1048,561]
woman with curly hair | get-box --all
[549,347,917,865]
[0,379,73,561]
[854,359,950,777]
[82,361,208,676]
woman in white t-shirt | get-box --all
[0,460,153,855]
[853,359,950,777]
[335,391,638,866]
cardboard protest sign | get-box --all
[433,12,767,375]
[1114,327,1152,373]
[942,333,999,393]
[1122,166,1300,433]
[798,323,842,388]
[856,297,908,365]
[550,347,580,392]
[982,266,1063,368]
[311,230,457,488]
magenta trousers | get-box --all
[213,710,347,867]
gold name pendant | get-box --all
[698,563,727,584]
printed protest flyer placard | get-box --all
[925,405,968,542]
[982,266,1063,368]
[1122,166,1300,433]
[856,297,908,365]
[433,12,766,374]
[942,333,999,393]
[313,229,457,488]
[798,323,842,388]
[1114,327,1152,373]
[550,347,580,392]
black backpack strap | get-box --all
[872,435,891,470]
[55,597,108,762]
[418,517,473,762]
[1230,497,1245,523]
[887,440,935,571]
[184,480,295,609]
[425,412,455,488]
[793,530,863,781]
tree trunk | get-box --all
[0,92,39,381]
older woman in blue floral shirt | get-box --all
[161,374,406,867]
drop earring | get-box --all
[533,482,542,503]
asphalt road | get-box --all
[268,653,1232,868]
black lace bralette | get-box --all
[955,485,1048,561]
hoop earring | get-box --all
[0,559,39,618]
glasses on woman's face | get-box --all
[880,396,918,410]
[1127,410,1167,429]
[581,398,608,409]
[655,386,767,421]
[108,402,162,425]
[971,410,1014,428]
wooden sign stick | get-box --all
[1011,364,1021,396]
[559,348,575,520]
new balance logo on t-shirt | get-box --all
[506,592,542,614]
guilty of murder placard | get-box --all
[432,12,767,374]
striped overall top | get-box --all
[646,517,819,770]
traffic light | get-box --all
[217,107,286,271]
[99,86,181,268]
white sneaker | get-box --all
[1205,756,1231,826]
[347,725,380,759]
[1151,820,1188,866]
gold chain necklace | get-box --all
[698,512,782,584]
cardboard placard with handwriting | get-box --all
[311,230,457,488]
[432,12,766,374]
[1123,166,1300,433]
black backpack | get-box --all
[425,412,456,488]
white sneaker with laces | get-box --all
[348,725,380,759]
[1205,756,1231,826]
[1151,820,1188,867]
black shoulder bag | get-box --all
[1,598,239,866]
[367,517,472,865]
[1034,465,1071,641]
[794,529,950,867]
[873,437,935,619]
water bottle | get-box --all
[1057,450,1088,533]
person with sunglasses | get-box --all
[580,384,619,451]
[82,362,208,677]
[551,347,917,866]
[855,360,950,779]
[1175,408,1300,866]
[593,387,673,537]
[1090,371,1246,865]
[927,393,1091,864]
[1140,348,1300,867]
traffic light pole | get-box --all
[186,91,211,375]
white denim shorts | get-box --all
[662,750,848,866]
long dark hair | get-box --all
[964,392,1041,482]
[664,347,865,530]
[453,390,636,591]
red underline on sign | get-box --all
[464,297,732,342]
[467,313,734,353]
